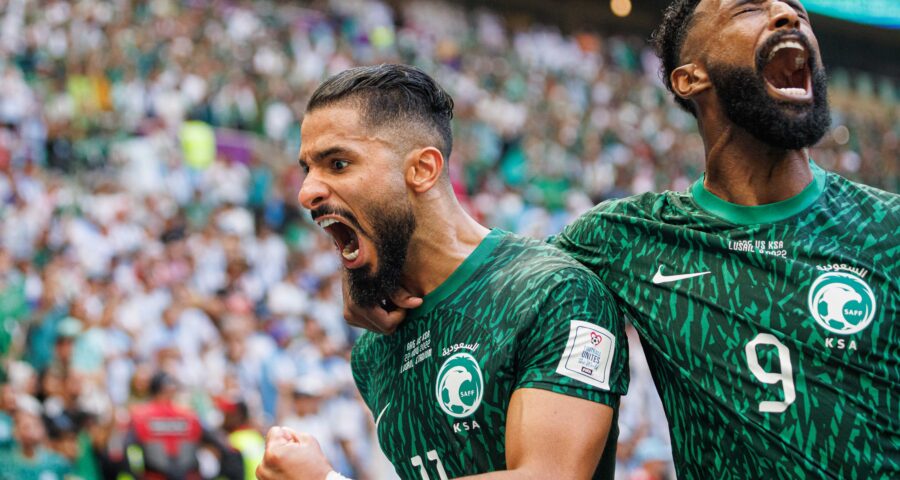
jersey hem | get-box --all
[514,382,622,408]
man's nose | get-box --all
[298,171,330,211]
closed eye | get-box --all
[784,0,808,19]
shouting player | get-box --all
[256,65,629,480]
[564,0,899,477]
[344,1,900,478]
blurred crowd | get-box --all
[0,0,896,479]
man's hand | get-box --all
[342,275,422,334]
[256,426,333,480]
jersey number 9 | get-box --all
[745,333,796,413]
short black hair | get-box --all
[306,64,454,159]
[149,371,176,396]
[651,0,702,115]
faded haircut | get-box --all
[650,0,703,115]
[307,64,455,159]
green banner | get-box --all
[804,0,900,28]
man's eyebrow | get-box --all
[299,146,354,165]
[723,0,807,17]
[729,0,761,8]
[784,0,806,14]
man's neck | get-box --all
[701,122,813,206]
[20,444,37,459]
[402,196,490,298]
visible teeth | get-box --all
[319,218,337,228]
[777,87,807,97]
[342,245,359,261]
[768,41,805,61]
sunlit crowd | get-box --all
[0,0,896,479]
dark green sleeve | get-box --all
[514,267,629,406]
[549,206,615,280]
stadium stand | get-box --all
[0,1,896,479]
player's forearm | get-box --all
[307,469,578,480]
[458,471,532,479]
[459,468,581,480]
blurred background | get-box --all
[0,1,896,479]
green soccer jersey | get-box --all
[553,162,900,479]
[351,229,629,479]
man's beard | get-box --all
[345,200,416,309]
[707,42,831,150]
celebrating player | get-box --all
[553,0,899,477]
[345,1,900,478]
[256,65,629,480]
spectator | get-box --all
[220,398,265,480]
[126,372,226,479]
[0,0,894,478]
[0,406,72,480]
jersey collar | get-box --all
[406,228,505,321]
[691,160,827,226]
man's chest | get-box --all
[605,224,893,349]
[603,222,897,427]
[362,309,525,478]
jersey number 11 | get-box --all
[411,450,449,480]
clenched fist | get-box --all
[256,426,334,480]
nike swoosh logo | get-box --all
[652,266,711,284]
[375,403,391,430]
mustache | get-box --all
[756,29,819,72]
[309,205,367,236]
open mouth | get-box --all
[761,38,812,102]
[316,217,362,265]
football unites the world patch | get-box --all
[555,321,615,390]
[435,353,484,418]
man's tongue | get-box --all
[325,222,361,262]
[763,45,809,97]
[342,236,360,261]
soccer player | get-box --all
[564,0,899,477]
[345,1,900,478]
[256,65,629,480]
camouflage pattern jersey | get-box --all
[553,162,900,479]
[351,229,629,479]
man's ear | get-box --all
[671,63,712,103]
[405,147,445,194]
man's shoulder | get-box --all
[2,446,70,474]
[131,401,199,423]
[474,233,616,316]
[491,232,604,283]
[826,170,900,207]
[823,170,900,231]
[556,190,687,249]
[37,447,71,470]
[569,190,687,229]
